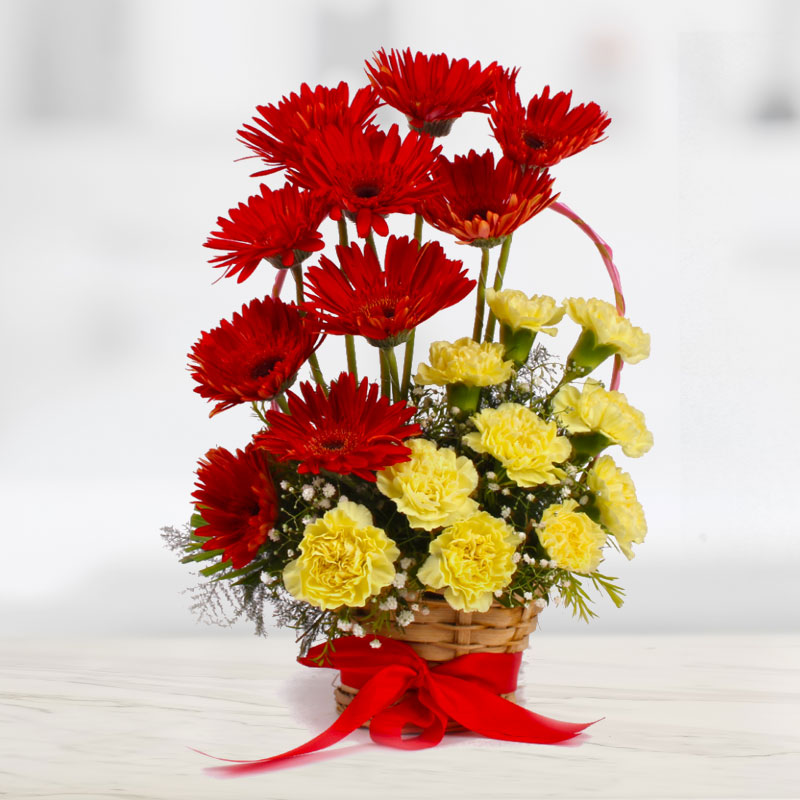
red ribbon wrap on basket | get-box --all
[202,635,596,776]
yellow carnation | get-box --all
[553,379,653,458]
[415,337,513,387]
[283,500,399,610]
[537,499,606,573]
[586,455,647,559]
[564,297,650,364]
[486,289,564,336]
[376,438,479,530]
[417,512,519,612]
[463,403,571,487]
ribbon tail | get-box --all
[429,675,597,744]
[202,667,413,776]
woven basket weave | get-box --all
[334,593,541,718]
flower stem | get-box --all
[276,395,290,414]
[414,213,423,244]
[365,230,378,254]
[292,266,326,391]
[385,347,401,400]
[345,335,358,381]
[292,265,304,305]
[483,234,513,342]
[336,216,359,381]
[549,201,625,390]
[400,329,416,401]
[472,247,491,341]
[379,348,391,398]
[271,268,288,299]
[337,216,349,248]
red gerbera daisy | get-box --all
[254,372,421,481]
[238,82,379,177]
[422,150,558,247]
[365,48,499,136]
[303,236,475,346]
[491,73,611,168]
[294,123,441,238]
[192,444,278,569]
[204,183,327,283]
[189,296,321,416]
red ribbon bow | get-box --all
[203,635,595,776]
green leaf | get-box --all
[180,548,225,564]
[200,560,233,577]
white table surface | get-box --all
[1,633,798,799]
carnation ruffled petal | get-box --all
[564,297,650,364]
[418,512,519,612]
[415,337,513,387]
[284,500,400,609]
[463,403,571,487]
[486,289,564,336]
[553,379,653,458]
[587,455,647,559]
[537,499,607,573]
[377,438,479,530]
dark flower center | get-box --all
[311,427,356,454]
[250,355,281,379]
[523,132,545,149]
[359,293,403,322]
[353,182,381,199]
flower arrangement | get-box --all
[166,49,652,678]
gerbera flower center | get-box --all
[310,428,357,454]
[352,182,381,199]
[250,355,282,379]
[466,207,490,220]
[523,132,546,150]
[359,294,402,320]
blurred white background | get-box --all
[1,0,799,636]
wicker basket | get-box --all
[334,593,541,720]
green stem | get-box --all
[400,328,416,401]
[472,247,491,341]
[414,213,423,244]
[345,335,358,381]
[292,266,326,391]
[483,234,513,342]
[385,347,401,400]
[337,215,358,380]
[276,395,290,414]
[291,265,304,305]
[308,352,326,393]
[365,230,378,254]
[337,216,349,248]
[379,348,391,398]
